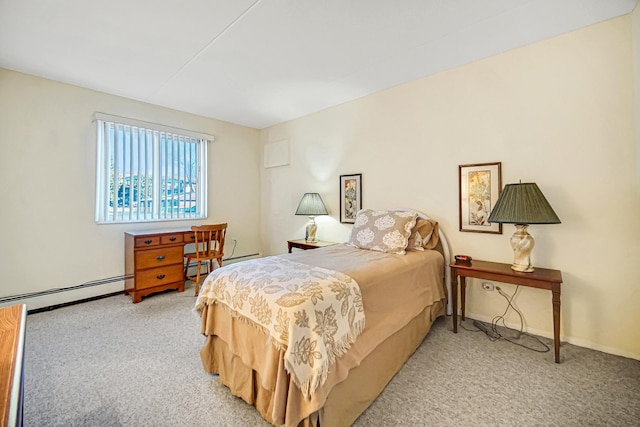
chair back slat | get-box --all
[191,223,227,259]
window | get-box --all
[94,113,211,224]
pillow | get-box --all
[406,232,425,251]
[422,219,440,249]
[406,219,429,251]
[347,209,418,255]
[422,219,440,250]
[407,218,440,251]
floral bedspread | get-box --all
[194,256,365,399]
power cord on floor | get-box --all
[460,285,550,353]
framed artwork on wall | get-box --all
[339,173,362,223]
[458,162,502,234]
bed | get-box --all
[195,209,451,427]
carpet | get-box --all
[23,286,640,426]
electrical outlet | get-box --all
[481,282,494,291]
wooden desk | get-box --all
[450,260,563,363]
[1,304,27,427]
[287,239,337,253]
[125,229,198,303]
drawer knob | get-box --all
[156,274,166,280]
[156,255,165,261]
[169,237,176,241]
[144,239,153,244]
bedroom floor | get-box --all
[23,285,640,426]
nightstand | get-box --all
[287,239,337,253]
[450,259,563,363]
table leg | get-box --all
[461,276,467,322]
[552,284,561,363]
[452,270,458,333]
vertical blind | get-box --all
[94,114,210,224]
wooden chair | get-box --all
[184,223,227,296]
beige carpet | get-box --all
[23,285,640,426]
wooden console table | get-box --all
[125,229,199,303]
[450,260,563,363]
[1,304,27,427]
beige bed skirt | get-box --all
[200,298,446,427]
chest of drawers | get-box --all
[125,230,194,303]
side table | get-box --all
[287,239,337,253]
[450,259,563,363]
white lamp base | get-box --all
[510,224,534,272]
[305,216,318,242]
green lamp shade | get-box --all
[295,193,328,216]
[487,183,561,225]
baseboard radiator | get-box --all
[0,252,261,312]
[186,252,260,270]
[0,276,127,313]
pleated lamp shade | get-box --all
[295,193,329,216]
[487,183,560,225]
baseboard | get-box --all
[464,310,640,361]
[16,253,262,314]
[27,291,124,314]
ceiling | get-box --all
[0,0,637,129]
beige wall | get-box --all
[260,15,640,359]
[634,4,640,192]
[1,12,637,360]
[0,69,261,309]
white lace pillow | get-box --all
[347,209,418,255]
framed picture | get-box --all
[339,173,362,223]
[459,162,502,234]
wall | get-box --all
[634,3,640,192]
[260,15,640,359]
[0,69,261,309]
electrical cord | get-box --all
[226,239,237,259]
[462,285,550,353]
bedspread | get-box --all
[197,244,446,426]
[195,256,365,399]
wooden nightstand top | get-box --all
[287,239,338,252]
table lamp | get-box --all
[295,193,328,242]
[487,182,561,272]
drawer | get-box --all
[184,233,197,244]
[161,233,184,245]
[136,265,184,290]
[135,236,160,248]
[137,246,183,270]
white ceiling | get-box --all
[0,0,637,129]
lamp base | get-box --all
[305,216,318,243]
[511,263,534,273]
[510,224,535,273]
